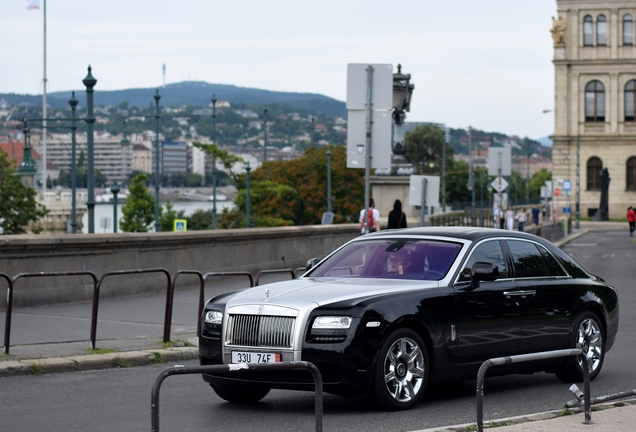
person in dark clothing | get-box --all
[387,199,407,229]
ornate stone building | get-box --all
[553,0,636,218]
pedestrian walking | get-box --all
[505,206,515,230]
[387,199,407,229]
[359,198,380,234]
[531,203,541,227]
[627,206,636,237]
[516,207,527,231]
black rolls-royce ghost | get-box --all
[199,227,619,410]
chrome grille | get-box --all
[226,314,295,348]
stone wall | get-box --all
[0,224,360,309]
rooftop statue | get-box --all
[551,15,566,46]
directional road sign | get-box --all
[491,177,509,193]
[562,180,572,191]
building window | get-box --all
[624,14,634,45]
[584,15,594,46]
[626,80,636,121]
[628,157,636,190]
[587,157,603,190]
[585,80,606,122]
[597,15,607,45]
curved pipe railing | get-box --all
[1,272,14,354]
[7,271,98,353]
[254,269,296,286]
[151,362,323,432]
[94,268,171,347]
[169,270,204,337]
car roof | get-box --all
[361,226,545,243]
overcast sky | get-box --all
[1,0,557,139]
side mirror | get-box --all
[306,258,321,271]
[470,262,499,288]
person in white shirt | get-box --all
[505,206,515,230]
[359,198,380,234]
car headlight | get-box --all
[204,310,223,325]
[312,316,352,329]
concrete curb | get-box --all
[0,347,199,377]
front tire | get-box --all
[556,311,605,382]
[211,384,270,403]
[369,328,429,411]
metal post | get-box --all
[245,162,251,228]
[42,0,47,196]
[526,141,531,204]
[327,149,332,213]
[69,92,78,234]
[211,95,217,227]
[263,107,268,162]
[364,66,374,235]
[111,181,120,233]
[154,89,161,232]
[420,178,428,227]
[469,127,476,226]
[82,66,97,234]
[576,134,580,229]
[442,130,446,211]
[480,170,484,227]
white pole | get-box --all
[364,65,374,235]
[42,0,47,196]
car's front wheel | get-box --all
[210,383,270,403]
[369,328,429,411]
[556,310,605,382]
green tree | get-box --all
[0,149,49,234]
[120,173,157,232]
[530,168,552,198]
[159,201,186,232]
[192,142,245,184]
[404,125,448,175]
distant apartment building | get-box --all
[161,141,188,175]
[190,142,206,176]
[42,132,133,183]
[132,144,152,173]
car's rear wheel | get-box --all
[210,383,270,403]
[556,310,605,382]
[369,328,429,411]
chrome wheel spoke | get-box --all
[383,336,426,403]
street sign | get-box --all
[346,110,392,169]
[563,207,571,214]
[346,64,394,110]
[554,187,561,196]
[493,192,508,209]
[408,175,441,208]
[487,147,512,176]
[173,219,187,232]
[562,180,572,191]
[491,177,509,193]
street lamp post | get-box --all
[576,134,580,228]
[263,107,268,162]
[16,120,38,188]
[326,149,332,213]
[211,95,217,227]
[82,66,97,234]
[468,126,476,226]
[154,89,161,232]
[110,181,120,233]
[68,92,79,234]
[245,162,251,228]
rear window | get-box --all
[308,239,463,281]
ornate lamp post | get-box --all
[82,66,97,234]
[68,91,79,233]
[326,149,332,213]
[110,181,120,233]
[245,162,251,228]
[120,118,130,146]
[16,120,38,188]
[154,89,161,232]
[263,107,268,162]
[211,94,218,226]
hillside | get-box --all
[0,81,347,118]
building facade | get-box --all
[553,0,636,218]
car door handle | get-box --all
[503,290,536,297]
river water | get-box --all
[82,200,234,234]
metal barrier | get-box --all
[293,267,306,278]
[476,349,590,432]
[255,269,296,286]
[6,271,98,352]
[151,362,324,432]
[169,271,255,338]
[1,272,14,354]
[94,268,171,345]
[565,387,636,408]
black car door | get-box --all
[504,239,571,354]
[453,239,521,369]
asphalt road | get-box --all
[0,227,634,432]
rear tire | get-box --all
[368,328,429,411]
[211,384,270,403]
[556,311,605,382]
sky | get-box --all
[1,0,557,140]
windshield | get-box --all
[308,238,463,281]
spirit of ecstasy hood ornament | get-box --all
[265,288,271,302]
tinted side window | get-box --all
[463,240,508,279]
[539,246,568,277]
[506,240,552,278]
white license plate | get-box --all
[231,351,281,364]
